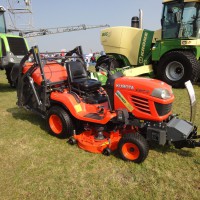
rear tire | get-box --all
[118,133,149,163]
[5,67,17,88]
[157,51,200,88]
[47,106,74,139]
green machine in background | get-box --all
[0,6,28,87]
[93,0,200,88]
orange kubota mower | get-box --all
[14,46,200,163]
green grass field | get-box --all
[0,70,200,200]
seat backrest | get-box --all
[66,61,88,83]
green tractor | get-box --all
[93,0,200,88]
[0,6,28,87]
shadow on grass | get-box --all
[0,83,15,93]
[111,142,195,162]
[7,107,46,132]
[6,106,198,159]
[149,143,195,157]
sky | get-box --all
[3,0,163,53]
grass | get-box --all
[0,70,200,200]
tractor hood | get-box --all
[115,76,173,97]
[113,76,174,121]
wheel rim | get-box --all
[49,114,63,134]
[122,143,140,160]
[165,61,184,81]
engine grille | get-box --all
[131,95,172,116]
[155,102,172,116]
[7,37,28,55]
[131,95,151,114]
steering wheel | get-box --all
[95,57,115,73]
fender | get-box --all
[50,90,117,124]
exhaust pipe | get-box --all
[139,9,143,29]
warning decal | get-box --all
[115,90,134,112]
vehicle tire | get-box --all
[102,147,111,156]
[118,133,149,163]
[157,51,200,88]
[68,137,77,145]
[47,106,74,139]
[5,67,17,88]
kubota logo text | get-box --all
[116,84,134,90]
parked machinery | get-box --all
[14,46,200,163]
[0,5,109,87]
[94,0,200,88]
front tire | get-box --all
[157,51,200,88]
[47,106,74,138]
[118,133,149,163]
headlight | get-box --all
[9,52,15,63]
[10,57,15,62]
[151,88,171,99]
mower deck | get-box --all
[73,130,121,154]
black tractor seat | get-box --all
[66,61,101,92]
[66,61,107,104]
